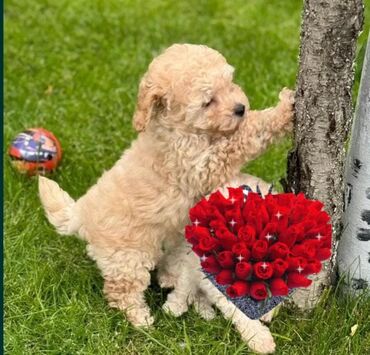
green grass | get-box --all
[4,0,370,353]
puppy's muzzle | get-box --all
[234,103,245,117]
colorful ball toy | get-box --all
[9,128,62,175]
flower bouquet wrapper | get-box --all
[185,185,332,320]
[204,272,292,319]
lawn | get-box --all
[4,0,370,354]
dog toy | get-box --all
[9,128,62,175]
[185,185,332,319]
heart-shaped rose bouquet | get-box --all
[185,185,332,319]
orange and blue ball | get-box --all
[9,128,62,175]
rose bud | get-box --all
[288,205,306,224]
[192,245,203,256]
[208,190,232,212]
[303,259,322,275]
[217,251,235,269]
[275,193,296,208]
[316,211,330,225]
[260,222,278,243]
[287,256,308,271]
[272,258,289,277]
[238,225,256,246]
[235,262,252,279]
[287,272,312,288]
[268,242,289,260]
[265,194,278,218]
[250,281,268,300]
[279,224,302,247]
[227,187,245,208]
[189,198,212,226]
[216,269,234,285]
[209,219,227,233]
[291,241,317,259]
[232,242,251,260]
[269,278,289,296]
[185,225,200,246]
[254,261,274,280]
[259,204,270,225]
[251,240,269,260]
[226,280,250,298]
[201,255,221,274]
[198,235,218,252]
[215,227,237,250]
[316,248,331,261]
[310,200,324,211]
[225,208,244,232]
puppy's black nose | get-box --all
[234,103,245,117]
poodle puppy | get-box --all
[159,174,277,354]
[39,43,294,328]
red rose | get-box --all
[264,194,276,212]
[217,251,235,269]
[235,262,252,279]
[254,261,274,279]
[274,193,296,208]
[231,242,251,260]
[227,187,245,208]
[208,190,232,212]
[287,256,308,271]
[260,222,278,243]
[226,280,250,298]
[316,248,331,261]
[201,255,221,274]
[209,219,227,233]
[291,241,317,259]
[269,278,289,296]
[268,242,289,260]
[272,258,289,277]
[287,272,312,288]
[316,211,330,225]
[198,235,218,252]
[250,281,268,300]
[189,198,212,226]
[237,225,256,246]
[279,224,303,247]
[310,200,324,211]
[215,227,237,250]
[216,269,234,285]
[251,240,269,260]
[307,225,332,248]
[303,259,322,275]
[185,225,199,245]
[225,207,244,232]
[288,204,306,224]
[192,245,203,256]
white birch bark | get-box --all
[285,0,364,309]
[337,35,370,292]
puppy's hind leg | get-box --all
[88,246,155,328]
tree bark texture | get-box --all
[338,35,370,293]
[286,0,364,309]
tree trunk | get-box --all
[285,0,364,309]
[338,36,370,293]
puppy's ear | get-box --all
[133,75,164,132]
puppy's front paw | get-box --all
[277,87,295,132]
[278,87,295,107]
[242,322,276,354]
[127,307,155,328]
[162,299,188,317]
[157,272,177,289]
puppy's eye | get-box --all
[203,98,215,108]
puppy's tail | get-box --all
[38,176,81,237]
